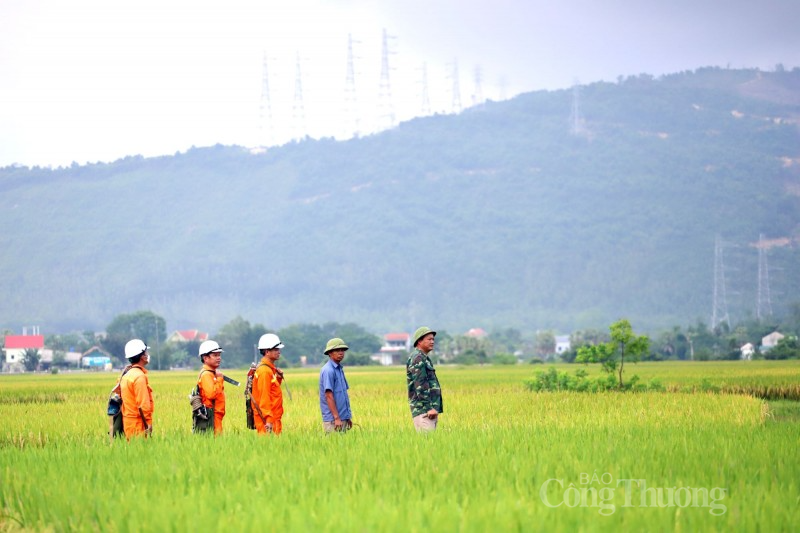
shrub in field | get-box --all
[576,319,649,389]
[524,367,670,393]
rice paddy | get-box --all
[1,361,798,531]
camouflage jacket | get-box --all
[406,349,443,417]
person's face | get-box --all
[140,351,150,366]
[204,351,222,369]
[328,349,346,364]
[266,348,281,362]
[417,334,435,354]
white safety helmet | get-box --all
[258,333,284,351]
[198,340,224,359]
[124,339,149,360]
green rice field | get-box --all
[1,361,799,531]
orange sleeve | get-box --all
[133,374,153,424]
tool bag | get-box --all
[244,363,257,430]
[190,369,215,434]
[244,362,271,430]
[107,365,133,439]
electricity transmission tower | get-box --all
[756,233,773,320]
[472,65,484,107]
[449,59,461,114]
[570,81,584,135]
[344,33,361,138]
[259,52,273,146]
[420,62,431,116]
[711,235,731,330]
[378,28,397,130]
[292,52,306,141]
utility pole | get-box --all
[756,233,773,320]
[711,235,731,331]
[154,318,161,370]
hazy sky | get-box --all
[1,0,798,167]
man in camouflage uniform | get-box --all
[406,326,443,431]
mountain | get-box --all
[2,66,799,335]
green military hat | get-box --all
[324,337,349,354]
[413,326,436,347]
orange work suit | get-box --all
[120,364,153,439]
[251,356,283,435]
[199,364,225,435]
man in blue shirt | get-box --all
[319,337,353,433]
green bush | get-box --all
[524,368,659,393]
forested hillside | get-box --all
[2,66,799,334]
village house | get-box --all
[3,334,44,371]
[81,346,114,370]
[465,327,487,338]
[740,342,755,360]
[761,331,785,352]
[373,332,411,366]
[555,335,572,355]
[166,329,209,343]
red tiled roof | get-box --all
[4,335,44,349]
[384,333,410,341]
[173,329,209,342]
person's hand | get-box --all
[145,424,153,436]
[266,423,273,433]
[426,409,438,420]
[274,367,284,379]
[334,417,343,430]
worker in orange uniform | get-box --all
[120,338,154,439]
[251,333,285,435]
[195,340,226,435]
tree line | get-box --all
[16,304,800,372]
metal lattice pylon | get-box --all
[378,28,396,130]
[756,233,773,320]
[344,34,360,138]
[711,235,731,330]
